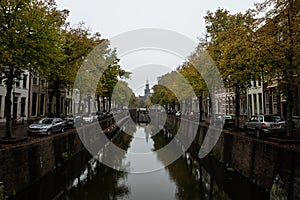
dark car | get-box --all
[64,114,83,128]
[244,114,286,138]
[96,112,106,121]
[27,118,65,135]
[223,115,235,128]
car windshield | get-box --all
[39,118,53,124]
[264,115,283,122]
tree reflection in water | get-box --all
[11,121,269,200]
[66,161,130,200]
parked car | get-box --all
[192,112,200,120]
[175,111,181,117]
[82,113,96,123]
[91,112,98,121]
[167,110,176,115]
[244,114,286,138]
[104,111,113,118]
[27,118,65,135]
[64,114,83,128]
[223,115,235,128]
[183,111,195,119]
[96,112,106,121]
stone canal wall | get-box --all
[215,132,300,200]
[166,116,300,200]
[0,117,117,197]
[0,130,84,196]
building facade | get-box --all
[0,72,30,123]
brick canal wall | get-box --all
[0,117,117,196]
[166,116,300,200]
[213,131,300,200]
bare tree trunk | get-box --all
[235,86,240,128]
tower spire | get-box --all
[144,80,150,98]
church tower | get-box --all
[144,80,151,99]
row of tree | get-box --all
[0,0,131,138]
[151,0,300,136]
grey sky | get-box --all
[56,0,262,95]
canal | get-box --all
[10,121,269,200]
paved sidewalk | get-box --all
[0,124,27,138]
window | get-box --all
[40,94,44,115]
[258,93,263,114]
[41,79,45,87]
[21,97,26,117]
[253,94,257,114]
[248,94,252,116]
[265,93,270,114]
[273,94,278,114]
[265,115,283,122]
[13,97,18,119]
[23,75,27,88]
[15,80,20,88]
[32,93,37,116]
[33,76,38,85]
[55,119,62,124]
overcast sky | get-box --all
[56,0,263,96]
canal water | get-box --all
[10,122,269,200]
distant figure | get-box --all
[270,174,288,200]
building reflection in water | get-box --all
[10,121,269,200]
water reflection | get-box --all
[10,122,269,200]
[65,123,268,200]
[67,162,129,200]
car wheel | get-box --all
[47,129,52,135]
[256,129,261,139]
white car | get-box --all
[175,111,181,117]
[27,118,65,135]
[82,114,93,123]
